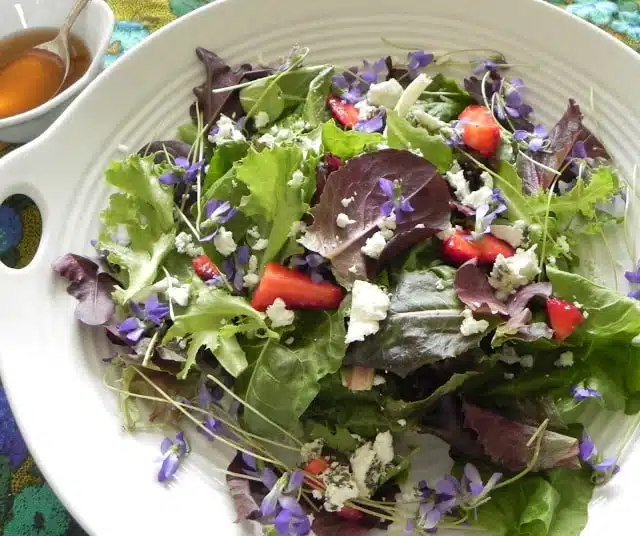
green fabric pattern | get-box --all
[0,0,638,533]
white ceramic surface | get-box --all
[0,0,114,143]
[1,0,640,534]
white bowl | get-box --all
[0,0,114,143]
[1,0,640,534]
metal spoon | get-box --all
[33,0,90,94]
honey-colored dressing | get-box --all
[0,28,91,119]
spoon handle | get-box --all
[59,0,91,37]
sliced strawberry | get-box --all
[546,297,585,342]
[458,105,501,157]
[327,96,359,129]
[251,262,344,311]
[337,507,364,521]
[304,457,329,475]
[474,234,515,263]
[442,231,480,265]
[192,255,221,282]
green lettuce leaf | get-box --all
[303,65,334,127]
[529,167,620,220]
[243,308,347,438]
[494,161,536,223]
[346,266,487,377]
[473,475,560,536]
[306,423,359,452]
[104,155,174,233]
[321,120,384,159]
[385,372,478,419]
[386,110,453,172]
[418,74,474,122]
[163,290,273,379]
[472,469,594,536]
[97,156,176,304]
[234,146,311,263]
[204,142,249,191]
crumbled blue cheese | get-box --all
[547,256,557,265]
[348,264,358,274]
[257,133,277,148]
[460,308,490,336]
[252,238,269,251]
[288,169,305,188]
[350,432,394,497]
[341,196,355,208]
[209,115,246,145]
[397,419,407,427]
[300,439,324,462]
[266,298,295,328]
[490,224,525,248]
[243,255,260,288]
[323,464,360,511]
[380,213,397,240]
[166,284,190,307]
[361,231,388,259]
[504,372,515,380]
[345,280,390,343]
[213,227,237,256]
[367,79,403,109]
[436,224,456,241]
[175,231,204,257]
[254,111,270,129]
[488,246,540,299]
[355,100,378,120]
[373,431,394,465]
[445,166,471,201]
[555,351,574,368]
[336,213,356,228]
[289,220,307,237]
[463,186,494,209]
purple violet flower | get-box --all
[222,245,251,292]
[159,158,205,185]
[260,471,304,518]
[571,384,602,402]
[461,463,502,499]
[158,431,188,482]
[514,125,548,152]
[198,415,223,442]
[407,50,434,78]
[472,58,498,74]
[274,498,312,536]
[625,262,640,284]
[377,177,414,222]
[144,295,170,326]
[355,111,385,133]
[116,317,145,343]
[579,432,620,476]
[205,200,237,224]
[445,118,469,148]
[572,140,588,159]
[290,253,328,283]
[360,58,388,87]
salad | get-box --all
[54,44,640,536]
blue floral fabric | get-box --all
[1,0,639,533]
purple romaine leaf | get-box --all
[53,254,119,326]
[518,100,584,192]
[228,479,261,523]
[300,149,451,287]
[137,140,191,164]
[454,260,508,315]
[506,282,552,317]
[462,402,581,472]
[191,48,271,127]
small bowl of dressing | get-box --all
[0,0,114,143]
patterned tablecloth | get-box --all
[0,0,638,534]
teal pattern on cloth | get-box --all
[1,0,640,534]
